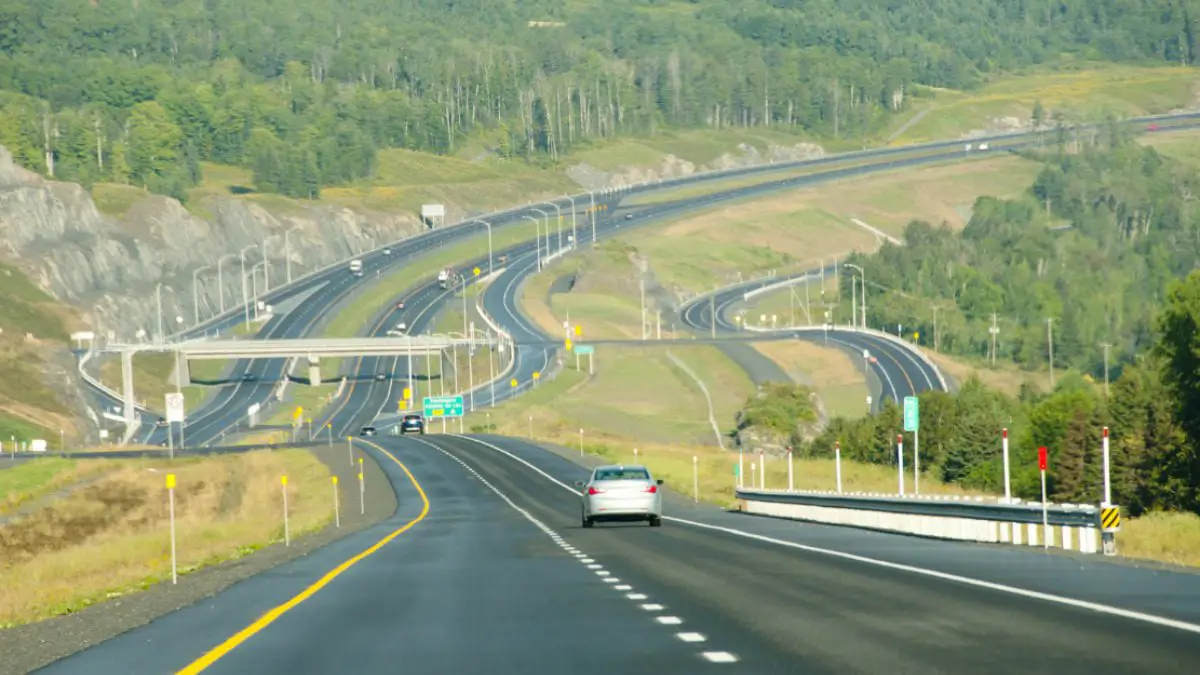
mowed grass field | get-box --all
[886,64,1199,144]
[0,450,333,626]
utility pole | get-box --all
[989,313,1000,367]
[710,294,716,339]
[1047,318,1055,389]
[640,278,647,340]
[931,306,941,353]
[849,276,857,329]
[1100,342,1112,398]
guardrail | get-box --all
[736,488,1101,554]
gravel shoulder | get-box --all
[0,445,397,675]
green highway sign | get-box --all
[903,396,919,432]
[575,345,595,355]
[423,395,464,418]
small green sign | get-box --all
[574,345,595,355]
[903,396,919,432]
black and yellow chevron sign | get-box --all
[1101,506,1121,531]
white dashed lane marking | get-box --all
[423,439,740,665]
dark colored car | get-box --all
[242,372,256,381]
[360,425,377,437]
[400,414,425,435]
[624,213,633,220]
[375,372,386,381]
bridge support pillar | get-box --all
[170,351,192,387]
[121,350,139,444]
[308,356,322,386]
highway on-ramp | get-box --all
[37,434,1200,673]
[679,268,946,410]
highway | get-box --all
[38,434,1200,673]
[86,115,1200,445]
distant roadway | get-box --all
[83,114,1200,443]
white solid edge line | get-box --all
[450,433,1200,636]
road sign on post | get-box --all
[903,396,919,432]
[423,395,464,418]
[1038,446,1049,549]
[165,393,185,423]
[574,345,594,355]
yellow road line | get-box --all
[177,440,429,674]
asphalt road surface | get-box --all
[36,434,1200,673]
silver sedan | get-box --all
[575,464,663,528]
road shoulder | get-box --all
[0,445,398,675]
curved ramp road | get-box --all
[679,268,945,410]
[38,435,1200,673]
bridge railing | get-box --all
[736,488,1102,554]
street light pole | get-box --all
[283,227,299,284]
[523,215,542,271]
[541,202,563,250]
[844,263,865,329]
[563,195,578,247]
[239,244,256,328]
[473,219,493,273]
[216,253,236,315]
[250,261,267,321]
[191,266,210,325]
[262,234,281,292]
[532,208,551,260]
[155,283,165,344]
[587,191,597,243]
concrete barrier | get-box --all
[738,489,1100,554]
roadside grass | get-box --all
[266,383,339,428]
[0,449,332,627]
[484,343,752,447]
[1139,128,1200,169]
[0,459,115,516]
[96,353,209,412]
[1118,511,1200,569]
[752,341,870,420]
[629,155,1040,296]
[925,350,1065,398]
[889,65,1198,144]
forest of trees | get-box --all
[2,0,1200,199]
[818,140,1200,515]
[850,134,1200,379]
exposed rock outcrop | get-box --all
[0,145,429,342]
[566,141,826,191]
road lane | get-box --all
[427,434,1200,674]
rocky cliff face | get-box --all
[565,141,826,191]
[0,145,426,341]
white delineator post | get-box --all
[167,473,178,585]
[281,475,290,547]
[738,448,745,489]
[1002,427,1012,503]
[759,449,765,489]
[897,435,905,496]
[332,476,340,528]
[579,428,584,457]
[1101,426,1112,505]
[347,436,354,468]
[751,462,757,488]
[634,447,639,464]
[359,458,366,516]
[835,441,843,494]
[787,447,794,492]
